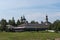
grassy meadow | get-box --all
[0,31,60,40]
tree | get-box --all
[8,17,16,26]
[17,19,21,26]
[11,17,16,26]
[51,20,60,32]
[0,19,7,31]
[8,20,12,25]
[30,20,39,24]
[48,24,53,30]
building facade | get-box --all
[8,15,51,32]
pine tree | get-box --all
[0,19,7,31]
[17,19,21,26]
[12,17,15,26]
[8,17,16,26]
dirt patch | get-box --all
[55,38,60,40]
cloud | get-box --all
[0,0,60,23]
[0,0,59,10]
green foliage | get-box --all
[8,20,12,25]
[49,20,60,32]
[16,19,21,26]
[11,17,16,26]
[30,20,39,24]
[0,19,7,31]
[53,20,60,31]
[48,24,53,30]
[8,17,16,26]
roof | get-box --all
[17,23,48,28]
[8,22,50,29]
[6,25,14,29]
[12,27,25,29]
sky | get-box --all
[0,0,60,23]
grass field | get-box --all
[0,31,60,40]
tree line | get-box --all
[0,17,60,32]
[0,17,39,32]
[49,20,60,32]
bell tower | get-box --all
[45,15,49,25]
[46,15,48,22]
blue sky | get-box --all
[0,0,60,23]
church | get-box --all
[7,15,51,32]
